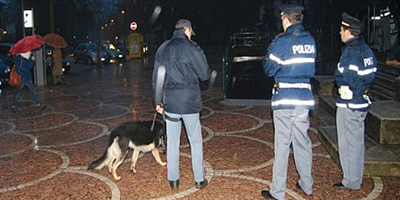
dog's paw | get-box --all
[160,161,167,166]
[130,167,137,173]
[114,176,121,181]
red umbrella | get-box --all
[43,33,68,48]
[9,34,45,55]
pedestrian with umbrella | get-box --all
[44,33,68,85]
[9,34,46,111]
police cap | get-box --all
[280,5,304,16]
[341,12,362,30]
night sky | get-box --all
[2,0,396,47]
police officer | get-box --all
[333,12,376,190]
[152,19,211,191]
[261,5,316,200]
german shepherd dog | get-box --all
[88,117,166,181]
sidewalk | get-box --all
[0,52,399,199]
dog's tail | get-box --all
[88,133,120,170]
[88,151,108,170]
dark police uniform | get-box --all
[262,5,316,199]
[335,12,376,190]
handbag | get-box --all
[8,59,22,87]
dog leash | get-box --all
[150,112,158,132]
[150,111,182,132]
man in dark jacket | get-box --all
[11,51,46,111]
[333,12,376,191]
[261,5,316,199]
[152,19,211,191]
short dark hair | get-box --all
[341,25,362,36]
[282,13,303,24]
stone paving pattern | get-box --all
[1,50,400,200]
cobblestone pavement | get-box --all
[1,51,400,200]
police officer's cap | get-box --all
[175,19,195,36]
[280,5,304,16]
[341,12,362,30]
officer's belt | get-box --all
[277,83,312,90]
[164,114,182,122]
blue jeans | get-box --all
[11,79,40,106]
[164,112,205,182]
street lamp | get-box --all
[121,10,126,52]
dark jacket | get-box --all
[15,55,35,81]
[152,31,211,114]
[263,23,316,110]
[335,37,377,111]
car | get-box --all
[0,43,13,89]
[0,43,14,67]
[0,58,10,90]
[102,42,125,63]
[73,43,109,65]
[62,48,74,74]
[62,57,72,74]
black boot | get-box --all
[169,180,179,190]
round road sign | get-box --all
[130,22,137,31]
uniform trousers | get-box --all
[270,109,313,200]
[165,112,205,182]
[336,107,367,190]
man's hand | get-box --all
[156,105,164,114]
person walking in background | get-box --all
[385,1,400,66]
[261,5,316,199]
[333,12,376,191]
[152,19,211,191]
[52,48,63,84]
[11,51,46,111]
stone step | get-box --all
[318,96,400,145]
[312,75,335,96]
[374,71,395,91]
[370,84,395,101]
[313,102,336,126]
[378,62,400,76]
[318,95,336,117]
[312,65,400,101]
[317,126,400,176]
[366,100,400,145]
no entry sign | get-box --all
[130,22,137,31]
